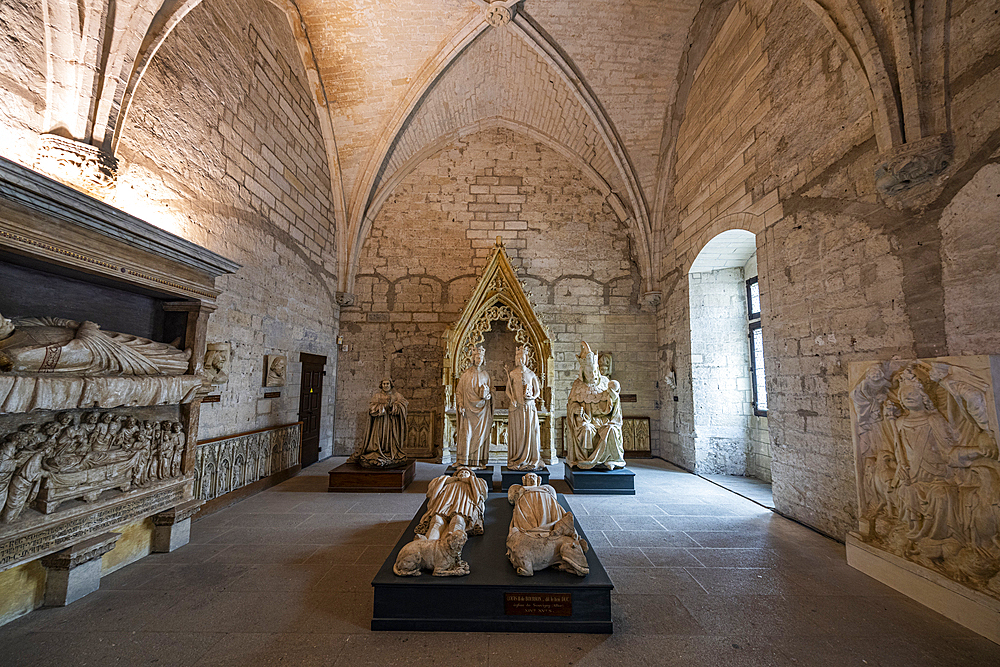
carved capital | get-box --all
[35,134,118,199]
[40,532,120,570]
[642,291,662,308]
[335,291,356,307]
[875,134,953,210]
[151,499,205,526]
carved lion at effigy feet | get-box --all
[392,529,470,577]
[506,512,590,577]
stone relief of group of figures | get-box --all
[0,411,185,524]
[850,358,1000,596]
[349,340,626,474]
[392,467,589,579]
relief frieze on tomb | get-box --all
[848,356,1000,599]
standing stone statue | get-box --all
[456,345,492,469]
[505,345,543,471]
[565,341,625,470]
[348,379,408,468]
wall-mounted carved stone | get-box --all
[404,411,437,459]
[34,134,118,200]
[0,411,185,524]
[622,417,650,453]
[849,356,1000,599]
[195,423,300,502]
[874,133,953,210]
[203,343,231,386]
[264,354,287,387]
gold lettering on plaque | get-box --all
[504,592,572,616]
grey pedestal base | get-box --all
[41,532,120,607]
[564,463,636,495]
[372,494,613,633]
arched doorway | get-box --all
[688,230,771,491]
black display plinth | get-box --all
[446,465,495,489]
[328,461,415,493]
[564,463,636,495]
[371,494,613,633]
[500,466,551,491]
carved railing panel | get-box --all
[404,411,437,459]
[622,417,651,455]
[848,356,1000,601]
[195,423,300,502]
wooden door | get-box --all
[298,353,326,467]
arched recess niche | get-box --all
[441,237,554,463]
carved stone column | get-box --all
[151,499,205,553]
[40,532,120,606]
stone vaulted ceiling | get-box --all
[293,0,703,294]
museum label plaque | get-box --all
[504,592,572,616]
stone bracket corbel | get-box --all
[874,133,953,210]
[151,499,205,553]
[40,532,121,606]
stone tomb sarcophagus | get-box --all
[0,156,239,585]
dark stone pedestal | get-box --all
[446,465,495,489]
[328,461,415,492]
[500,466,550,491]
[372,494,613,633]
[564,463,636,495]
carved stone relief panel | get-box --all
[404,411,437,459]
[622,417,650,453]
[195,423,300,502]
[264,355,287,387]
[848,356,1000,599]
[204,343,231,386]
[0,407,186,526]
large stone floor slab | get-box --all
[371,494,613,632]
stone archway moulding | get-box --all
[682,211,763,276]
[343,0,655,299]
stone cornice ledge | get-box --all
[0,156,241,279]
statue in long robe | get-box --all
[0,314,190,376]
[506,346,543,471]
[566,341,625,470]
[456,345,492,469]
[415,466,489,539]
[506,472,590,577]
[348,379,408,468]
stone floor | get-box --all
[1,457,997,666]
[699,473,774,509]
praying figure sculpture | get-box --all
[348,379,408,468]
[505,346,543,471]
[0,313,190,376]
[565,341,625,470]
[456,345,492,469]
[506,473,589,577]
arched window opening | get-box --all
[688,230,771,490]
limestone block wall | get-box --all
[0,0,45,166]
[336,127,657,457]
[688,269,752,475]
[112,0,340,452]
[657,0,1000,538]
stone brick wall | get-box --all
[688,269,752,475]
[657,0,1000,538]
[114,0,340,452]
[336,127,657,457]
[0,0,46,165]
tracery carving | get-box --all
[194,423,300,502]
[849,357,1000,599]
[0,411,185,523]
[459,304,537,375]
